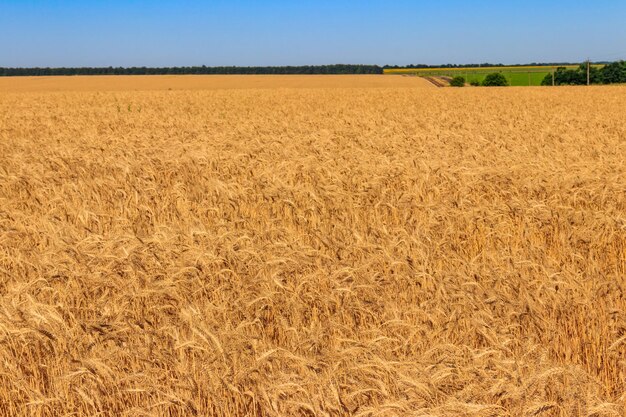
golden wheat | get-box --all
[0,74,430,93]
[0,76,624,417]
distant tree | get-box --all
[469,80,481,86]
[0,65,384,76]
[543,64,603,86]
[482,73,509,86]
[601,61,626,84]
[541,72,556,86]
[449,76,465,87]
[554,67,584,85]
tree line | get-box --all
[542,61,626,85]
[383,62,590,69]
[0,65,383,76]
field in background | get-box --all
[385,65,603,86]
[1,76,625,417]
[0,74,429,92]
[464,71,549,86]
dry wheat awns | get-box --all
[0,75,624,417]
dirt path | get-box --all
[423,76,452,87]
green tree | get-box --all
[482,73,509,86]
[544,64,603,86]
[449,76,465,87]
[601,61,626,84]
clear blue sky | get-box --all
[1,0,626,67]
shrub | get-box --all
[482,73,509,87]
[470,80,481,86]
[449,76,465,87]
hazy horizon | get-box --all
[0,61,613,69]
[2,0,626,67]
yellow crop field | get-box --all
[0,76,625,417]
[0,74,430,92]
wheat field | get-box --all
[0,76,624,417]
[0,74,428,93]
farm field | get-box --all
[385,65,603,86]
[0,76,625,417]
[0,74,429,92]
[463,71,549,86]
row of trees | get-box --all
[384,62,587,69]
[0,65,383,76]
[542,61,626,85]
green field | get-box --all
[385,65,605,86]
[453,70,550,86]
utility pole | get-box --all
[587,59,590,86]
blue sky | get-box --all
[1,0,626,67]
